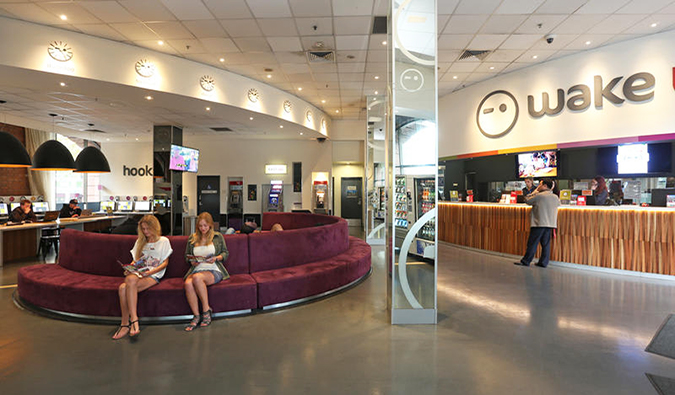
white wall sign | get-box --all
[265,164,287,174]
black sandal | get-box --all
[129,320,140,338]
[112,324,130,340]
[185,315,200,332]
[200,309,212,327]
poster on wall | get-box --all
[248,184,257,201]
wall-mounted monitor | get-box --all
[117,201,133,211]
[617,144,649,174]
[517,151,558,178]
[0,203,8,215]
[33,202,49,213]
[169,144,199,173]
[597,142,672,175]
[135,201,151,212]
[100,201,115,211]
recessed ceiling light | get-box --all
[585,41,591,45]
[489,66,495,70]
[300,132,303,135]
[373,97,377,101]
[321,99,326,103]
[335,110,339,113]
[453,75,458,79]
[382,41,387,45]
[267,74,272,78]
[249,117,254,120]
[158,40,164,46]
[532,55,538,59]
[59,82,66,87]
[297,87,303,91]
[60,15,67,21]
[374,76,380,80]
[135,138,139,141]
[651,22,659,28]
[145,95,153,100]
[374,91,378,94]
[106,138,110,141]
[219,58,225,62]
[279,125,284,128]
[205,107,211,111]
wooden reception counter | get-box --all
[438,202,675,276]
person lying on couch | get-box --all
[113,214,173,340]
[184,212,230,332]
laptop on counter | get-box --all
[79,209,93,218]
[39,211,60,222]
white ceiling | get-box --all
[0,0,674,131]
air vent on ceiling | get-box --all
[372,16,387,34]
[306,51,335,63]
[459,50,492,61]
[84,129,106,133]
[210,127,234,132]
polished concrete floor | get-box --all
[1,241,675,394]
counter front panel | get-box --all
[439,203,675,275]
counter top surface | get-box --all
[439,201,675,212]
[0,215,125,232]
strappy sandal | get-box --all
[200,309,212,327]
[185,315,200,332]
[112,323,130,340]
[129,320,140,338]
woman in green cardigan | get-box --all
[184,212,229,331]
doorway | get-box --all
[197,176,220,228]
[341,177,363,227]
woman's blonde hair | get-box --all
[190,212,215,246]
[135,215,162,260]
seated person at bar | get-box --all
[59,199,82,218]
[522,177,537,196]
[9,199,38,223]
[592,176,608,205]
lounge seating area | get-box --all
[16,213,371,321]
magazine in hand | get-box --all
[117,257,151,278]
[187,254,214,265]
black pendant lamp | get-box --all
[74,146,110,173]
[31,140,76,171]
[0,131,32,167]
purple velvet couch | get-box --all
[16,213,371,320]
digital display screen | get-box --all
[33,202,49,213]
[117,201,133,211]
[617,144,649,174]
[135,201,150,211]
[517,151,558,178]
[169,145,199,173]
[0,203,8,215]
[100,201,115,211]
[10,203,20,211]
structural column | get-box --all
[153,125,182,235]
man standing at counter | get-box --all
[514,179,560,268]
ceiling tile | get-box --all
[335,35,370,50]
[259,18,299,36]
[516,49,556,62]
[485,49,526,62]
[334,16,372,35]
[243,52,277,64]
[203,0,252,19]
[301,36,335,50]
[110,23,160,40]
[564,34,612,49]
[267,37,303,52]
[287,73,313,83]
[495,0,547,14]
[365,62,387,72]
[480,15,528,33]
[438,50,462,62]
[337,50,368,63]
[338,62,366,73]
[368,35,389,49]
[530,34,578,49]
[623,15,675,34]
[275,52,308,63]
[183,53,226,67]
[160,0,214,20]
[442,15,489,34]
[296,17,333,35]
[454,0,502,14]
[438,15,451,33]
[146,21,194,39]
[552,14,608,34]
[499,34,542,49]
[134,40,180,55]
[448,62,480,73]
[516,14,567,33]
[474,62,510,72]
[38,2,102,24]
[74,23,128,41]
[333,0,374,16]
[440,72,469,82]
[79,1,138,23]
[118,0,177,21]
[534,0,587,14]
[246,0,292,18]
[312,70,339,80]
[467,34,509,49]
[438,35,473,50]
[221,53,249,65]
[167,39,208,54]
[281,63,311,74]
[200,37,240,53]
[366,50,387,62]
[601,34,641,47]
[587,14,647,34]
[289,0,332,17]
[339,73,364,82]
[617,0,674,13]
[221,19,263,37]
[438,0,461,14]
[575,0,632,14]
[182,20,228,38]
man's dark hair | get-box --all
[69,199,78,205]
[541,179,554,189]
[20,199,31,206]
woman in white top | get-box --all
[112,215,173,340]
[183,212,229,332]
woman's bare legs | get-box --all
[184,274,201,317]
[191,272,215,313]
[124,275,159,336]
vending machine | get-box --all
[394,176,412,249]
[312,180,328,214]
[413,177,435,259]
[265,180,284,212]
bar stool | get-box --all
[37,226,61,260]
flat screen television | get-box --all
[169,144,199,173]
[597,142,672,175]
[134,201,151,212]
[517,150,558,178]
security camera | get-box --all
[545,34,556,44]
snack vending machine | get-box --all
[312,180,328,213]
[266,180,284,212]
[394,176,412,249]
[413,177,435,258]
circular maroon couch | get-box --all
[16,212,371,322]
